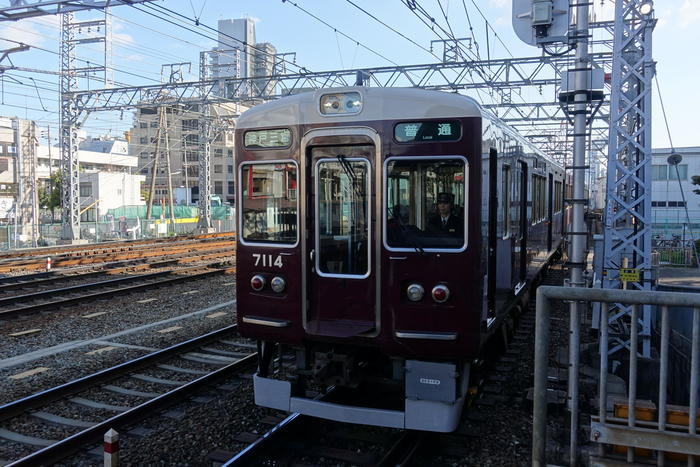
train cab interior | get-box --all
[385,157,467,251]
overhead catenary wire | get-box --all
[342,0,438,60]
[140,2,316,76]
[279,0,403,68]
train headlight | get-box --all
[251,274,266,292]
[270,276,286,293]
[432,285,450,303]
[406,283,424,302]
[320,92,362,115]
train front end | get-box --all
[235,87,484,432]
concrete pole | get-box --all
[567,2,590,465]
[162,108,176,232]
[146,107,164,221]
[103,428,119,467]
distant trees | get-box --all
[691,175,700,195]
[38,171,61,221]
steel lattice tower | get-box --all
[59,11,80,241]
[602,0,656,357]
[198,51,213,231]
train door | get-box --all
[518,161,528,285]
[547,173,553,251]
[487,148,498,315]
[305,143,377,337]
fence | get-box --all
[533,286,700,467]
[0,218,236,250]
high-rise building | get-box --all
[211,18,279,98]
[253,42,277,97]
[215,18,256,80]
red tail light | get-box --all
[251,275,266,291]
[432,285,450,303]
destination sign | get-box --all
[244,128,292,149]
[394,121,461,143]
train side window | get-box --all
[502,165,510,238]
[240,162,298,245]
[554,180,563,213]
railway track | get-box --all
[0,325,257,466]
[0,247,235,294]
[0,235,235,273]
[0,264,236,320]
[223,411,426,466]
[0,231,233,262]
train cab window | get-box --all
[385,157,467,251]
[240,162,298,245]
[315,158,370,277]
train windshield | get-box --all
[385,158,466,250]
[240,162,297,244]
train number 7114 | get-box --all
[252,253,283,268]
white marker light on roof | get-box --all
[320,92,362,115]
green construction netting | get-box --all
[106,205,232,220]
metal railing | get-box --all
[653,246,696,267]
[533,286,700,467]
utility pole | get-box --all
[198,51,213,232]
[42,125,54,222]
[162,108,176,230]
[566,3,590,464]
[146,107,164,221]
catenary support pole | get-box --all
[567,1,590,465]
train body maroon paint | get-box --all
[235,87,567,432]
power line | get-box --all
[342,0,438,60]
[467,0,516,59]
[140,3,313,75]
[280,0,402,67]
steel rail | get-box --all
[0,271,102,291]
[8,353,256,466]
[223,413,305,466]
[376,431,427,466]
[0,266,231,319]
[0,325,238,423]
[0,270,172,306]
[0,271,57,285]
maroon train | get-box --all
[235,86,568,432]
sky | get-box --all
[0,0,698,151]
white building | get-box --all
[37,137,137,180]
[78,171,145,221]
[651,146,700,237]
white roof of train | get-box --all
[235,86,483,129]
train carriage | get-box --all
[235,86,567,432]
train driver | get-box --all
[428,192,463,236]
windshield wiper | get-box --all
[389,205,424,256]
